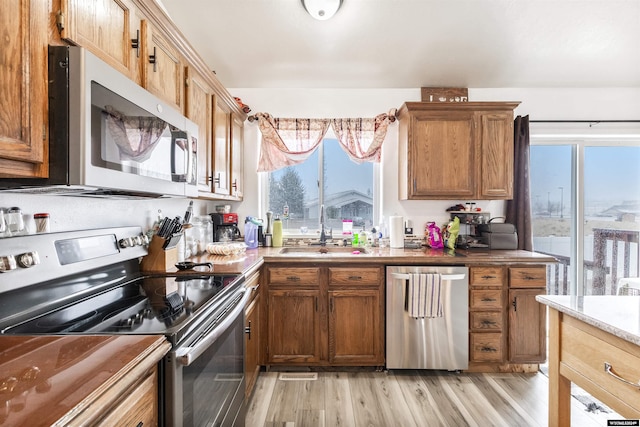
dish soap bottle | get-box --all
[272,214,283,247]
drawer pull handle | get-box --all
[348,275,362,280]
[481,275,497,279]
[481,298,496,302]
[286,276,300,282]
[604,362,640,389]
[480,347,497,352]
[481,320,497,326]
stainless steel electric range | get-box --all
[0,226,248,427]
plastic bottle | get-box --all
[272,215,283,247]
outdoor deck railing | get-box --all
[541,228,639,295]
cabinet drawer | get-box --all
[268,267,320,285]
[470,267,504,286]
[470,333,504,362]
[96,369,157,426]
[509,267,546,288]
[470,311,503,331]
[329,267,381,286]
[470,289,503,310]
[561,317,640,416]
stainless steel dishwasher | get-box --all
[386,265,469,370]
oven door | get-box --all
[165,286,250,427]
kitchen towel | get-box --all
[389,215,404,248]
[407,273,443,318]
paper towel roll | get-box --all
[389,216,404,248]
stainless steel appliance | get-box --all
[210,213,242,242]
[0,45,198,198]
[386,266,469,370]
[0,227,248,426]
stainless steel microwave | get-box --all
[0,45,198,198]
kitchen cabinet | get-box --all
[58,0,143,84]
[468,266,506,363]
[397,102,519,200]
[328,267,384,365]
[185,66,215,194]
[211,97,232,197]
[244,270,261,398]
[508,266,547,363]
[266,267,322,364]
[230,113,245,199]
[0,0,48,178]
[264,265,384,366]
[144,21,185,112]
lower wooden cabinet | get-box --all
[244,270,261,398]
[508,266,547,363]
[264,265,384,366]
[468,266,506,363]
[96,368,158,426]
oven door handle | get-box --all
[174,287,250,366]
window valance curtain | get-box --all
[252,110,396,172]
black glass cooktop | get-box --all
[3,274,242,338]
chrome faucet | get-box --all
[319,204,331,246]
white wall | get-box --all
[233,87,640,234]
[3,87,639,236]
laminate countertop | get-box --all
[0,335,170,426]
[183,246,557,275]
[536,295,640,346]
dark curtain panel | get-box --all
[506,115,533,251]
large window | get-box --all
[267,138,374,235]
[530,125,640,296]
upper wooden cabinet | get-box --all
[0,0,48,178]
[58,0,143,84]
[212,97,232,196]
[185,66,214,193]
[230,113,244,199]
[143,21,185,112]
[398,102,519,200]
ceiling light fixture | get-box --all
[301,0,343,21]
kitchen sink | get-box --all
[278,246,370,255]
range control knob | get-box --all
[0,255,17,272]
[16,251,40,268]
[118,237,134,248]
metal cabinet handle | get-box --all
[481,275,497,279]
[245,320,251,339]
[149,46,157,72]
[512,297,517,311]
[604,362,640,389]
[481,297,496,302]
[480,347,497,352]
[391,273,466,280]
[286,276,300,282]
[131,29,140,56]
[348,275,362,280]
[481,320,497,326]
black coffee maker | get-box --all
[209,213,242,242]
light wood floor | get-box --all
[246,369,616,426]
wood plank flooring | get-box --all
[246,370,616,426]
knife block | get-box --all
[141,235,178,272]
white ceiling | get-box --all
[158,0,640,89]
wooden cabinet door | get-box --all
[408,110,475,199]
[245,293,260,397]
[59,0,142,83]
[267,289,322,364]
[0,0,47,177]
[230,113,244,199]
[212,97,231,196]
[185,66,214,193]
[328,289,384,365]
[508,288,546,363]
[144,22,184,112]
[478,111,514,199]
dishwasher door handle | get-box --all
[390,273,466,281]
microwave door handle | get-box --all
[174,288,250,366]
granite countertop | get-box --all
[183,246,556,275]
[0,335,170,426]
[536,295,640,347]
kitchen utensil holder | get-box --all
[141,234,179,272]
